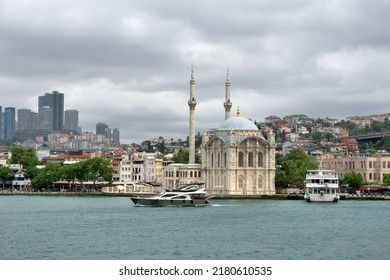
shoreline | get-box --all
[1,191,389,200]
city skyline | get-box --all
[1,0,390,144]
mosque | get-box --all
[162,68,276,197]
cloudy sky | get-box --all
[1,0,390,144]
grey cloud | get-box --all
[1,0,390,143]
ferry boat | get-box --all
[304,169,340,203]
[12,172,32,191]
[130,183,213,207]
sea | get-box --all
[1,195,389,260]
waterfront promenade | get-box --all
[1,190,390,200]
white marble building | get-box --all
[162,68,276,196]
[201,109,276,196]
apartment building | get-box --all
[320,152,390,184]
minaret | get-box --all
[224,67,232,120]
[188,66,197,164]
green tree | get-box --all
[62,163,83,191]
[373,136,390,152]
[340,172,364,191]
[382,174,390,186]
[275,168,288,189]
[8,146,40,169]
[277,149,318,189]
[156,141,166,153]
[24,166,40,180]
[31,163,63,190]
[82,158,114,188]
[311,131,322,141]
[171,149,201,164]
[0,166,13,189]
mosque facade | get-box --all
[162,69,276,196]
[201,111,276,196]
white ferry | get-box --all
[304,169,340,203]
[12,172,32,191]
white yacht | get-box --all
[130,183,213,207]
[304,169,340,202]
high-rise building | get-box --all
[37,106,53,130]
[96,122,108,135]
[113,128,120,145]
[38,91,64,130]
[17,109,37,131]
[4,107,16,141]
[0,106,2,139]
[64,109,79,132]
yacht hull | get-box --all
[130,197,212,207]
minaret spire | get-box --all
[224,67,232,120]
[188,66,197,164]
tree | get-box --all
[340,172,364,191]
[171,149,201,164]
[0,166,13,189]
[24,166,40,180]
[31,163,63,190]
[8,146,40,169]
[382,174,390,186]
[156,141,166,153]
[82,158,114,188]
[276,149,318,189]
[62,163,83,191]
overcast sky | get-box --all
[1,0,389,144]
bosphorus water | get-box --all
[1,195,389,260]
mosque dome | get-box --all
[219,117,259,131]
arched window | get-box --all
[224,153,227,167]
[218,153,220,167]
[238,152,244,167]
[190,171,193,177]
[211,153,214,167]
[248,152,253,167]
[258,152,263,167]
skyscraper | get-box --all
[96,122,108,135]
[112,128,120,145]
[37,106,53,130]
[64,109,79,132]
[38,91,64,130]
[17,109,37,131]
[4,107,15,141]
[0,106,2,139]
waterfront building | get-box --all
[38,91,64,130]
[202,108,276,196]
[154,158,163,183]
[144,156,155,183]
[120,159,132,183]
[64,109,79,132]
[163,163,202,188]
[111,151,126,182]
[162,68,276,196]
[132,159,145,182]
[3,107,16,141]
[320,152,390,184]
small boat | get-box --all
[130,183,214,207]
[304,169,340,203]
